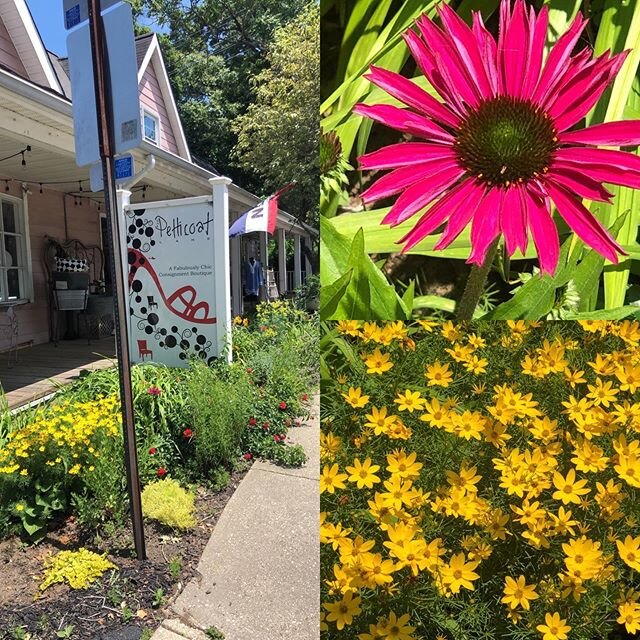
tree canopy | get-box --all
[130,0,318,225]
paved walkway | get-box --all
[152,393,320,640]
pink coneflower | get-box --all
[355,0,640,274]
[147,386,161,397]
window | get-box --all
[0,197,29,303]
[143,111,159,144]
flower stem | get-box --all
[455,239,500,322]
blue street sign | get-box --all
[115,155,134,181]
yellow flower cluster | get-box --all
[0,396,120,477]
[322,320,640,639]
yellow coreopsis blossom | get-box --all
[364,348,394,375]
[552,468,590,505]
[425,361,453,387]
[323,591,362,630]
[394,389,426,413]
[346,457,381,490]
[342,387,370,409]
[320,464,348,494]
[618,601,640,634]
[440,553,480,594]
[501,575,539,610]
[536,613,571,640]
[617,535,640,571]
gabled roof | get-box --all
[0,0,62,92]
[136,33,190,160]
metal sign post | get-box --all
[87,0,146,560]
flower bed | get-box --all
[321,320,640,639]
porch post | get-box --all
[231,236,243,316]
[304,236,313,278]
[259,232,268,300]
[277,227,287,295]
[116,189,132,298]
[293,234,302,289]
[209,177,233,363]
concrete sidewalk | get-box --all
[152,394,319,640]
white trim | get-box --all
[126,194,213,210]
[136,35,156,83]
[142,107,160,145]
[10,0,63,92]
[0,191,32,303]
[20,184,33,302]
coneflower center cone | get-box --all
[455,97,558,186]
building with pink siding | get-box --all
[0,0,315,357]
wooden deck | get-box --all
[0,338,116,410]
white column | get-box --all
[304,237,313,278]
[116,189,132,295]
[277,227,287,295]
[293,234,302,289]
[259,232,268,300]
[231,236,242,316]
[209,177,233,363]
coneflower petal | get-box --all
[555,147,640,172]
[501,184,528,256]
[382,165,465,227]
[553,161,640,191]
[559,120,640,146]
[358,143,456,171]
[434,181,487,250]
[365,66,461,128]
[400,178,479,251]
[544,180,624,263]
[361,158,459,204]
[521,4,549,98]
[467,188,503,265]
[501,0,528,98]
[532,13,588,107]
[547,165,614,202]
[524,187,559,275]
[353,103,454,143]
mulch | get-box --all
[0,468,248,640]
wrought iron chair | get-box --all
[0,305,19,365]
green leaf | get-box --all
[333,228,407,319]
[320,269,353,320]
[320,215,351,285]
[401,280,415,314]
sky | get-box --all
[25,1,162,57]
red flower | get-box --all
[244,453,252,461]
[279,401,287,410]
[147,386,161,396]
[183,428,193,438]
[262,421,270,430]
[156,467,167,478]
[149,447,157,455]
[302,393,309,401]
[249,418,257,426]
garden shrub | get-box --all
[321,320,640,640]
[0,396,121,539]
[141,478,196,530]
[187,361,255,476]
[39,548,116,591]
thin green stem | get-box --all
[455,239,500,322]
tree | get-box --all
[130,0,310,193]
[233,3,320,226]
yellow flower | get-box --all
[386,449,423,480]
[394,389,426,413]
[425,361,453,387]
[323,591,362,630]
[364,348,394,375]
[441,553,480,594]
[552,468,590,505]
[342,387,370,409]
[536,613,571,640]
[345,458,381,490]
[336,320,361,336]
[379,612,415,640]
[320,464,348,494]
[618,601,640,634]
[501,575,539,610]
[617,535,640,571]
[586,377,619,407]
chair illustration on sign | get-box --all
[137,339,153,360]
[147,295,158,310]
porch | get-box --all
[0,337,116,410]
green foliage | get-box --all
[168,555,183,580]
[187,362,255,476]
[234,3,319,225]
[131,0,310,198]
[205,627,225,640]
[141,479,197,530]
[39,549,116,591]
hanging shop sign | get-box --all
[125,195,231,368]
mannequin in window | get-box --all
[244,256,263,299]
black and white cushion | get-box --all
[55,256,89,273]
